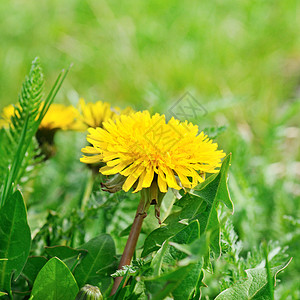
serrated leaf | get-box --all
[151,239,170,277]
[190,269,206,300]
[147,220,200,279]
[31,257,78,300]
[142,197,205,256]
[169,220,200,261]
[171,234,209,300]
[0,191,31,296]
[144,265,194,300]
[171,233,209,266]
[74,234,116,288]
[142,154,232,257]
[146,221,205,300]
[215,259,292,300]
[193,153,232,210]
[172,262,202,300]
[21,256,47,286]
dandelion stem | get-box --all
[110,193,150,295]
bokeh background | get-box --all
[1,0,299,298]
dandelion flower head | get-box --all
[81,111,225,193]
[0,103,79,131]
[39,103,79,130]
[0,104,16,128]
[78,98,134,129]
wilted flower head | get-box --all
[77,98,134,129]
[81,111,225,193]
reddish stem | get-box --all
[110,201,148,295]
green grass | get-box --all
[0,0,299,298]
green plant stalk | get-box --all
[0,63,71,207]
[110,192,150,295]
[263,242,274,300]
[81,172,95,212]
[0,114,29,207]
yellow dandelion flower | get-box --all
[81,111,225,193]
[0,103,81,159]
[0,104,17,128]
[39,103,79,130]
[0,103,80,130]
[77,98,134,129]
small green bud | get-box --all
[75,284,103,300]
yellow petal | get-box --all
[80,155,102,164]
[133,170,147,193]
[160,165,181,190]
[81,146,101,154]
[142,165,154,188]
[100,162,129,175]
[123,174,138,192]
[157,170,168,193]
[176,170,191,188]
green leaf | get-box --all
[145,222,207,300]
[119,224,132,237]
[193,153,233,210]
[109,270,130,300]
[170,234,209,300]
[170,233,209,266]
[0,190,31,296]
[21,256,47,286]
[0,58,70,206]
[74,234,116,288]
[142,154,232,257]
[151,239,171,277]
[190,269,206,300]
[45,245,88,260]
[0,291,7,297]
[215,259,292,300]
[168,220,201,262]
[172,262,202,300]
[168,221,204,300]
[31,257,79,300]
[145,265,195,300]
[150,220,201,277]
[147,220,200,277]
[45,245,88,271]
[142,196,204,256]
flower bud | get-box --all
[75,284,103,300]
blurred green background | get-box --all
[1,0,299,298]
